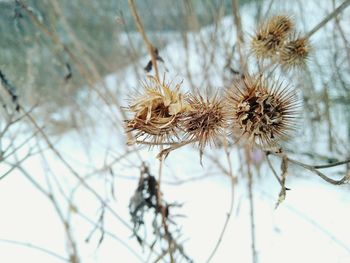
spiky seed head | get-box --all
[126,76,189,144]
[279,37,310,70]
[181,93,228,153]
[269,15,294,36]
[227,75,299,148]
[251,15,294,59]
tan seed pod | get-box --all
[279,37,310,70]
[180,93,228,153]
[227,75,299,148]
[126,76,189,144]
[251,15,294,59]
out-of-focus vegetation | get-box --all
[0,0,258,106]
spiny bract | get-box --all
[181,93,228,153]
[251,15,294,59]
[227,75,299,148]
[280,37,310,70]
[126,76,189,144]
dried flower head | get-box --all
[279,37,310,70]
[126,77,189,144]
[251,15,294,59]
[180,93,228,153]
[227,75,299,148]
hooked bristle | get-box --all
[227,75,300,148]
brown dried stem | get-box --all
[156,139,199,160]
[265,153,283,186]
[231,0,246,72]
[206,137,235,262]
[306,0,350,38]
[0,239,69,262]
[127,3,174,259]
[246,148,258,263]
[128,0,160,80]
[267,151,350,185]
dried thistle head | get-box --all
[180,93,228,153]
[227,75,299,148]
[126,77,189,144]
[279,37,310,70]
[251,15,294,59]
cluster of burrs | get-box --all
[251,15,310,70]
[125,15,309,155]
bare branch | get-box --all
[128,0,160,80]
[306,0,350,38]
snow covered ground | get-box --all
[1,0,350,262]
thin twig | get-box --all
[156,139,198,160]
[133,140,187,146]
[260,190,350,254]
[77,212,145,262]
[0,151,33,181]
[157,152,175,263]
[265,153,283,186]
[128,0,160,80]
[231,0,246,72]
[268,152,350,185]
[286,158,349,185]
[206,137,235,262]
[313,159,350,169]
[0,239,69,262]
[306,0,350,38]
[246,148,257,263]
[263,0,276,19]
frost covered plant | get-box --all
[227,75,299,148]
[181,93,228,155]
[251,15,294,59]
[126,76,189,144]
[279,37,310,70]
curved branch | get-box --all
[0,239,69,262]
[267,152,350,185]
[306,0,350,38]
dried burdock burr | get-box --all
[227,74,299,148]
[279,36,310,70]
[251,15,294,59]
[181,93,228,154]
[126,76,189,144]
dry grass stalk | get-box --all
[227,75,299,148]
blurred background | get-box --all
[0,0,350,262]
